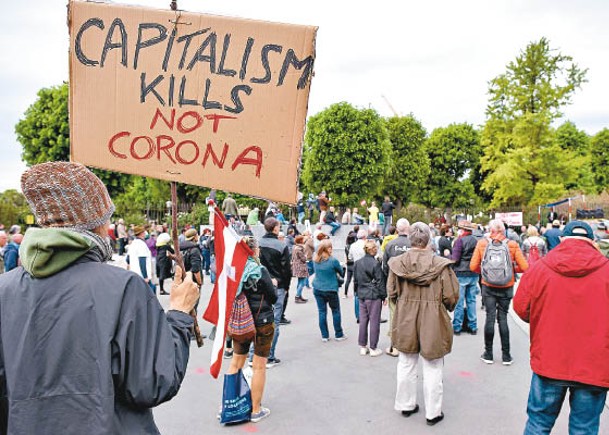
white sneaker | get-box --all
[369,348,383,357]
[335,335,348,342]
[321,338,329,342]
[360,347,368,356]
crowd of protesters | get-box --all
[1,176,608,433]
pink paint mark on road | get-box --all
[459,371,474,377]
[242,424,258,432]
[194,367,207,374]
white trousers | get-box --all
[394,352,444,420]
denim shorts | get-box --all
[233,323,275,358]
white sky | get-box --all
[1,0,608,192]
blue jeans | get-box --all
[525,373,607,435]
[296,277,306,298]
[327,221,341,235]
[201,249,211,274]
[269,287,286,360]
[313,290,344,339]
[453,275,479,332]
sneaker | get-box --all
[321,337,329,343]
[426,412,444,426]
[223,349,233,359]
[468,329,478,335]
[250,406,271,423]
[369,348,383,357]
[279,317,291,325]
[480,351,494,364]
[360,347,368,356]
[385,347,399,357]
[453,330,461,336]
[401,404,419,418]
[335,335,348,342]
[266,358,281,369]
[502,353,514,366]
[294,297,307,304]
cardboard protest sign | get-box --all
[68,0,316,204]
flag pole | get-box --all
[171,181,204,347]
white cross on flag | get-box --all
[203,205,250,378]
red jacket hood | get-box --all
[543,239,608,277]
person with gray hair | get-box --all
[386,221,459,426]
[382,218,412,356]
[470,219,528,365]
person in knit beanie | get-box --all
[0,161,200,434]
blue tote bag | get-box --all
[220,369,252,424]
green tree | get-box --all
[0,190,31,227]
[15,83,132,198]
[555,121,595,192]
[302,102,391,205]
[383,115,430,210]
[418,123,481,211]
[481,38,588,206]
[590,128,609,191]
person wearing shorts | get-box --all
[226,237,277,423]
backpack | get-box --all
[481,238,513,286]
[527,243,541,266]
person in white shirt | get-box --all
[126,225,154,293]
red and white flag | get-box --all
[203,204,250,378]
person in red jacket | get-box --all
[514,220,609,435]
[470,219,528,365]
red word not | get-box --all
[149,108,237,134]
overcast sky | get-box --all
[1,0,608,192]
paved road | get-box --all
[146,273,608,435]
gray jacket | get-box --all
[0,228,193,434]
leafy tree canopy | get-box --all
[418,123,481,210]
[481,38,588,207]
[383,115,430,209]
[15,83,132,198]
[590,128,609,191]
[302,102,391,206]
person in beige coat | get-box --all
[387,222,459,426]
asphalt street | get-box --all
[148,273,608,435]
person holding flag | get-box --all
[224,236,277,422]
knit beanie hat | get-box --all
[21,162,115,230]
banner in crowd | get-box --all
[495,212,523,226]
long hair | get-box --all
[314,239,333,262]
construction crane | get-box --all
[381,94,400,117]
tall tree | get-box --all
[480,38,588,207]
[15,83,132,198]
[302,102,391,205]
[418,123,481,211]
[0,190,30,227]
[590,128,609,192]
[383,115,430,210]
[555,121,595,193]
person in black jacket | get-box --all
[180,228,203,287]
[226,237,277,423]
[450,220,479,335]
[259,217,292,367]
[0,162,200,434]
[354,241,386,357]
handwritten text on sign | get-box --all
[69,1,317,203]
